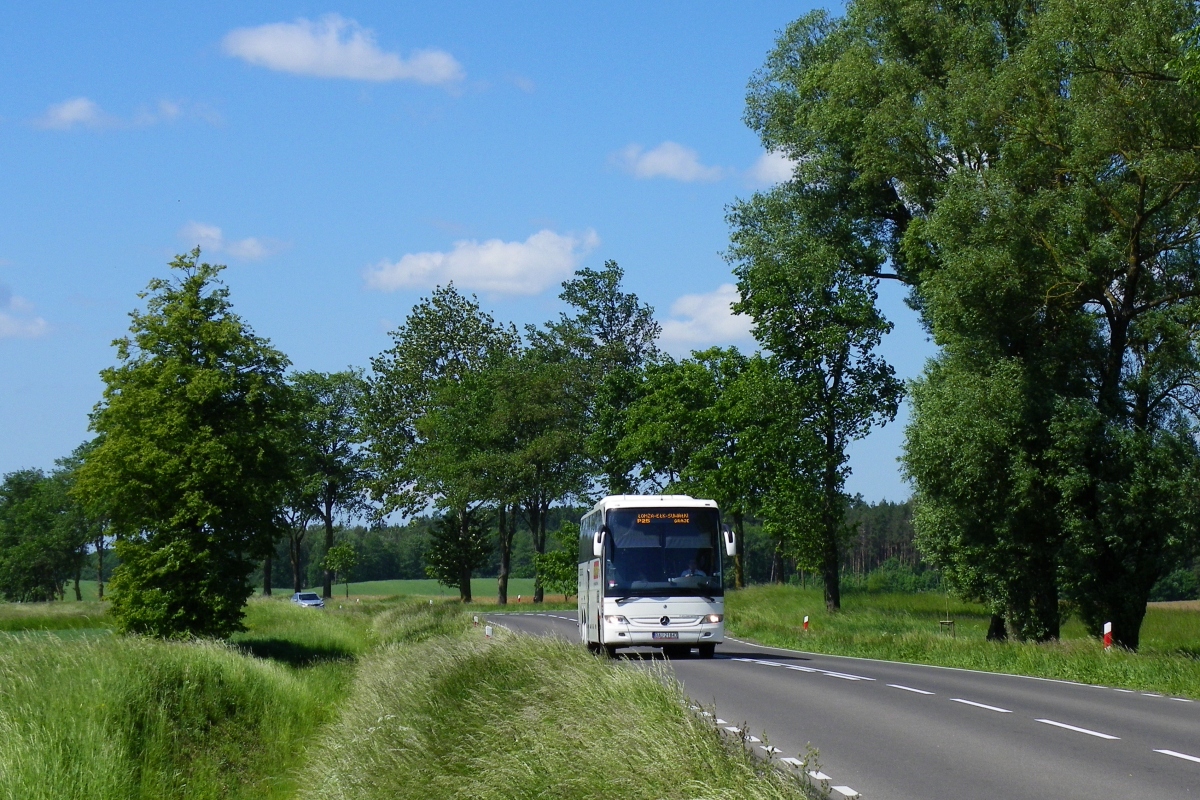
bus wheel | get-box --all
[604,645,619,659]
[698,643,716,659]
[663,645,688,659]
[587,642,601,655]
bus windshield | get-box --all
[604,507,722,597]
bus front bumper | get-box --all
[603,624,723,647]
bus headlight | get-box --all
[705,614,723,623]
[604,615,629,625]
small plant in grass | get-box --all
[324,543,358,598]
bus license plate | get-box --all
[652,632,679,640]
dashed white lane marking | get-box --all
[952,698,1012,713]
[746,735,761,743]
[1172,698,1193,702]
[724,726,741,733]
[759,745,780,754]
[831,785,860,797]
[1035,719,1120,739]
[1113,689,1135,693]
[715,718,727,724]
[732,657,874,681]
[807,771,831,781]
[1142,693,1164,698]
[780,757,803,767]
[888,683,934,695]
[1155,749,1200,764]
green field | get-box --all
[727,585,1200,698]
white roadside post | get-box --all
[1103,621,1113,650]
[485,625,493,639]
[803,615,810,632]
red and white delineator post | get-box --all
[803,615,810,632]
[1103,621,1113,650]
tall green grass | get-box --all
[728,585,1200,698]
[304,628,808,800]
[0,597,370,800]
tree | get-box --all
[287,370,369,598]
[424,510,490,602]
[364,285,517,602]
[323,542,358,599]
[744,0,1200,646]
[728,191,903,611]
[533,522,579,600]
[535,262,661,494]
[0,468,90,602]
[75,250,290,638]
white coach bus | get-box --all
[578,495,736,658]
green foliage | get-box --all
[75,250,291,638]
[749,0,1200,647]
[285,370,369,596]
[533,521,578,598]
[1150,568,1200,602]
[535,261,661,494]
[0,467,91,601]
[424,511,491,601]
[324,542,359,598]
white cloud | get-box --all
[223,15,464,85]
[658,283,754,353]
[179,221,284,261]
[36,97,209,130]
[749,150,797,185]
[35,97,109,130]
[616,141,724,182]
[366,229,599,295]
[0,284,49,339]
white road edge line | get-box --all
[1035,719,1120,739]
[1172,698,1193,702]
[1155,749,1200,764]
[780,757,803,767]
[952,698,1012,713]
[888,684,934,695]
[1113,689,1135,693]
[807,770,831,781]
[831,786,860,798]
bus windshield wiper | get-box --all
[615,596,634,604]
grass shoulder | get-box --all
[726,584,1200,699]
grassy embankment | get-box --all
[728,584,1200,698]
[0,596,808,800]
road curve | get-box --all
[488,612,1199,800]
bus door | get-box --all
[586,557,601,643]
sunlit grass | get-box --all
[727,585,1200,698]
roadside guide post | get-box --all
[485,625,493,639]
[1103,621,1113,650]
[803,615,809,632]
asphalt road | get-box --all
[488,611,1200,800]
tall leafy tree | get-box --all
[365,285,517,602]
[729,193,903,610]
[288,370,369,598]
[424,509,491,601]
[535,261,661,494]
[75,250,290,637]
[745,0,1200,646]
[0,467,91,602]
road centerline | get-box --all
[1154,749,1200,765]
[1035,719,1120,740]
[888,684,934,695]
[951,698,1012,713]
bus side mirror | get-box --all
[592,526,608,558]
[723,525,736,558]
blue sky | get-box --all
[0,2,935,502]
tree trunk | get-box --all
[96,536,105,600]
[770,544,782,584]
[733,512,745,590]
[290,529,305,593]
[263,554,272,596]
[497,504,511,605]
[459,510,474,602]
[986,614,1008,642]
[322,504,334,599]
[528,500,547,603]
[74,560,82,601]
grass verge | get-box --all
[304,614,809,800]
[727,584,1200,699]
